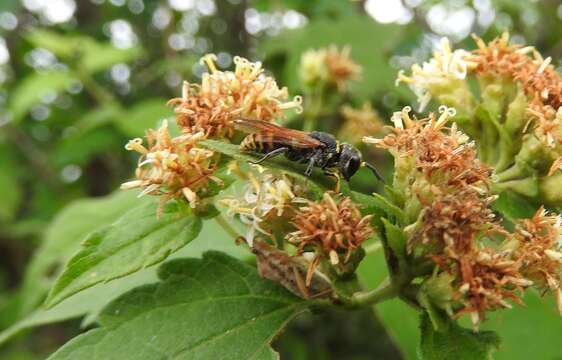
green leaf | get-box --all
[380,218,408,281]
[492,190,538,222]
[3,219,248,346]
[351,191,406,226]
[81,44,142,74]
[1,267,157,346]
[72,104,122,137]
[419,313,500,360]
[115,98,173,137]
[481,290,562,360]
[19,191,142,316]
[51,126,123,167]
[262,16,404,100]
[200,139,332,196]
[45,200,202,308]
[9,70,75,123]
[48,252,306,360]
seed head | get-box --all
[168,54,302,138]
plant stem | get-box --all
[303,86,324,132]
[350,277,398,307]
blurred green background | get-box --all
[1,0,562,359]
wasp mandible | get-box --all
[234,119,384,187]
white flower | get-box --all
[397,38,476,111]
[221,165,305,247]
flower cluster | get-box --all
[122,54,303,211]
[221,163,306,247]
[168,54,302,138]
[299,45,361,92]
[287,192,373,266]
[338,102,383,144]
[363,107,562,326]
[121,120,221,214]
[397,33,562,207]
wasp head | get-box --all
[338,143,362,181]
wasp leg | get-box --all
[304,152,321,176]
[251,147,288,165]
[324,170,341,193]
[305,154,319,176]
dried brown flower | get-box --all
[324,45,361,91]
[365,106,491,191]
[299,45,361,92]
[454,249,528,327]
[121,120,221,214]
[338,102,383,144]
[168,54,302,138]
[513,207,562,313]
[416,191,501,258]
[287,192,373,265]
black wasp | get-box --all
[234,119,384,186]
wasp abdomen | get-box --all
[240,133,281,153]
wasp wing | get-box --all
[234,118,322,149]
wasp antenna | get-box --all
[363,162,385,183]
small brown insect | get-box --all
[252,240,333,300]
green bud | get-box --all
[421,272,455,315]
[539,172,562,207]
[516,135,558,175]
[504,88,528,136]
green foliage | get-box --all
[25,29,142,74]
[45,200,202,308]
[9,70,75,123]
[2,1,562,358]
[262,16,404,100]
[48,252,306,360]
[482,290,562,360]
[19,191,142,315]
[418,314,500,360]
[1,267,157,346]
[115,99,173,137]
[492,190,539,222]
[0,149,21,222]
